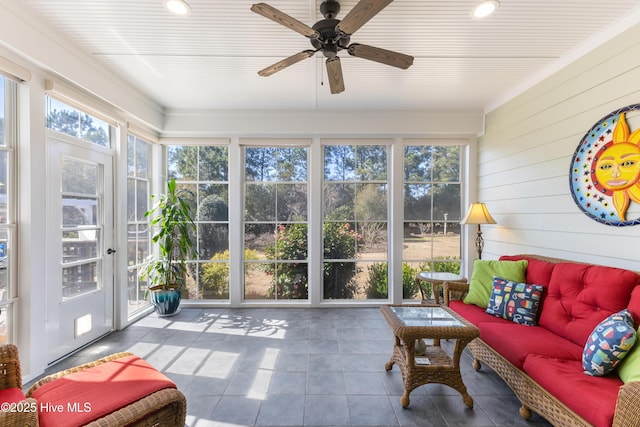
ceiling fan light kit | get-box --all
[164,0,191,16]
[251,0,414,94]
[471,0,500,19]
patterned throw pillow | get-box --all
[582,309,637,376]
[485,276,544,326]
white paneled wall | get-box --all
[478,23,640,270]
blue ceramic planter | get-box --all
[149,288,181,317]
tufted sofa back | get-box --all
[499,254,640,347]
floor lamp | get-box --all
[461,202,496,259]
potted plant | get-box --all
[141,179,196,316]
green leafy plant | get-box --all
[141,179,197,291]
[365,262,424,299]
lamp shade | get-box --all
[461,203,496,225]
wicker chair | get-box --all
[0,344,39,427]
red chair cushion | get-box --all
[538,262,639,347]
[31,355,175,427]
[523,354,621,427]
[0,387,26,403]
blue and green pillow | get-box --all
[582,309,637,376]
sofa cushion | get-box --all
[449,300,508,326]
[478,321,583,369]
[583,310,637,376]
[463,259,528,308]
[538,262,639,347]
[524,355,621,427]
[618,327,640,383]
[0,387,26,404]
[499,255,556,287]
[485,276,544,326]
[31,355,176,427]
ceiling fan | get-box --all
[251,0,414,94]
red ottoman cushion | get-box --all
[523,354,621,427]
[31,355,176,427]
[0,387,27,404]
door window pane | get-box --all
[61,158,101,299]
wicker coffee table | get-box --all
[380,304,480,408]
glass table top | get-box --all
[390,306,465,327]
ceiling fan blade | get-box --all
[336,0,394,36]
[325,57,345,94]
[347,43,413,69]
[258,50,315,76]
[251,3,319,39]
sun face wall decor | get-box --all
[570,104,640,226]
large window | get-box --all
[323,143,388,300]
[168,145,229,299]
[403,144,462,299]
[163,140,465,304]
[243,145,309,301]
[0,76,16,343]
[127,135,151,315]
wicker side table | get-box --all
[380,304,479,408]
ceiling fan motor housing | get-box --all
[311,18,350,57]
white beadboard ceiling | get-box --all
[19,0,640,112]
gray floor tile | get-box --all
[344,372,387,395]
[29,307,554,427]
[210,395,261,426]
[307,371,346,394]
[256,394,305,426]
[304,394,351,426]
[348,395,399,426]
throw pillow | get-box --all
[582,309,637,376]
[463,259,528,308]
[617,326,640,383]
[485,276,544,326]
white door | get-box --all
[46,136,114,363]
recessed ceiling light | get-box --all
[164,0,191,16]
[471,0,500,19]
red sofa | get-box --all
[445,254,640,427]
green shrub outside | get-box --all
[365,257,460,299]
[262,213,362,300]
[201,249,259,299]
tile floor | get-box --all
[30,308,553,426]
